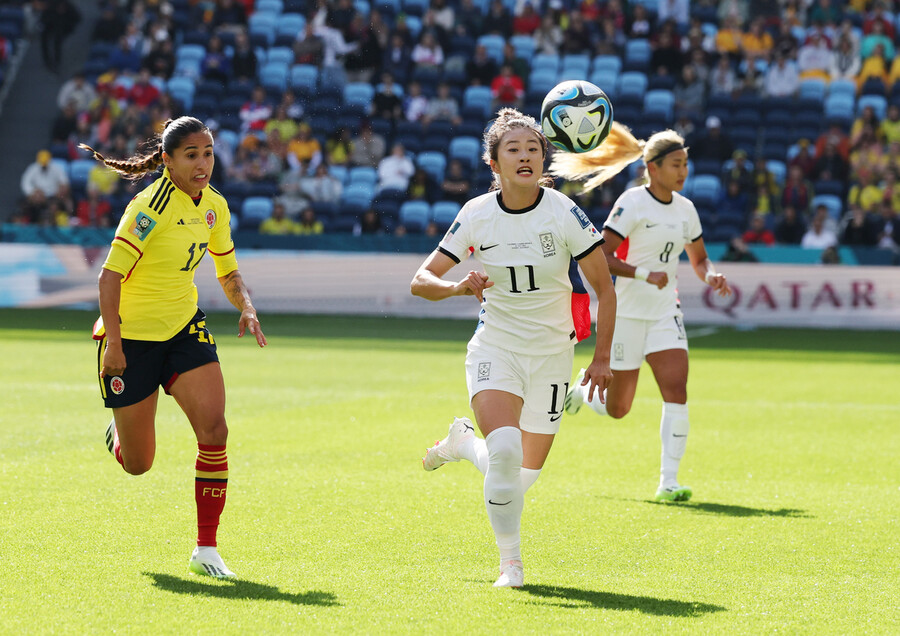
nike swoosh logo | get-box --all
[550,414,563,422]
[672,434,687,437]
[645,223,659,228]
[479,244,499,251]
[488,499,512,506]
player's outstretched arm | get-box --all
[98,268,126,378]
[577,248,616,403]
[217,269,267,347]
[600,229,668,290]
[411,250,494,302]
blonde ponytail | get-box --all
[548,122,645,192]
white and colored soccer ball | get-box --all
[540,80,614,153]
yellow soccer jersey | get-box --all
[101,168,238,340]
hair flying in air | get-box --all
[79,117,211,181]
[483,108,555,191]
[549,125,687,193]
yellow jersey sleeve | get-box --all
[206,193,239,277]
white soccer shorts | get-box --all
[465,340,574,435]
[610,314,689,371]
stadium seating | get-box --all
[241,197,274,229]
[398,200,431,232]
[431,201,461,230]
[812,194,843,220]
[416,151,447,183]
[449,136,482,170]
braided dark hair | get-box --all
[482,108,555,191]
[79,116,210,181]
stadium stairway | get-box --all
[0,0,96,222]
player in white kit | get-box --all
[553,128,732,503]
[411,108,617,588]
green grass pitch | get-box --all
[0,309,897,634]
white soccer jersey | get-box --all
[439,188,603,355]
[604,186,703,321]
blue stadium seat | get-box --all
[463,85,493,119]
[449,136,482,170]
[266,46,294,67]
[341,182,376,211]
[403,0,428,17]
[828,79,857,99]
[643,89,674,122]
[766,160,787,187]
[329,164,349,185]
[561,54,591,77]
[812,194,843,220]
[691,175,722,209]
[592,55,622,76]
[476,34,505,65]
[798,78,826,105]
[259,62,289,93]
[526,69,559,101]
[290,64,318,96]
[588,70,618,98]
[348,166,378,187]
[431,200,461,230]
[255,0,284,14]
[857,94,887,120]
[248,12,277,46]
[623,39,651,71]
[416,151,447,183]
[399,200,431,233]
[824,94,855,127]
[616,72,648,106]
[374,0,400,17]
[166,76,196,110]
[509,35,535,63]
[68,159,95,189]
[241,197,274,228]
[531,53,561,74]
[343,82,375,115]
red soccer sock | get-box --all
[195,444,228,547]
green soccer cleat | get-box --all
[655,485,693,502]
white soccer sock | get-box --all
[586,387,608,416]
[520,467,541,492]
[483,427,524,566]
[460,437,541,492]
[457,435,489,475]
[659,402,689,488]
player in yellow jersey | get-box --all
[81,117,267,578]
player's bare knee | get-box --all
[123,456,153,475]
[196,417,228,445]
[607,402,631,419]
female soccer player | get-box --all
[553,127,732,503]
[411,108,617,588]
[82,117,267,578]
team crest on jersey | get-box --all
[110,376,125,395]
[129,212,156,241]
[540,232,556,257]
[570,205,591,229]
[477,362,491,382]
[205,210,217,229]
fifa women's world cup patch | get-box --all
[130,212,157,240]
[570,205,591,229]
[205,209,217,229]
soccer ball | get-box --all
[540,80,614,153]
